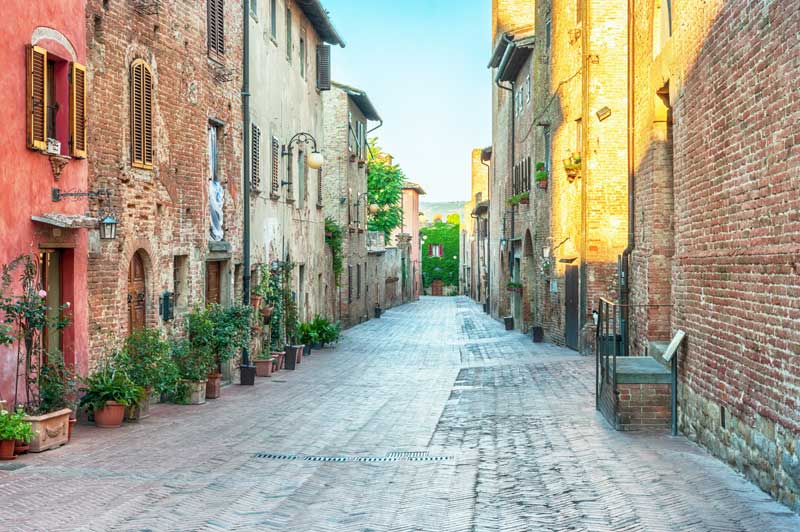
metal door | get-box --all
[565,265,579,350]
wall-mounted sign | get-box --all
[662,330,686,362]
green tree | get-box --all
[367,138,405,243]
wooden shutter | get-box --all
[316,45,331,91]
[208,0,225,56]
[131,60,153,169]
[271,137,279,193]
[316,168,322,206]
[26,45,47,150]
[251,124,261,190]
[70,62,87,158]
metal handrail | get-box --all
[595,297,622,407]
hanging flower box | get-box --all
[535,162,548,190]
[506,282,523,293]
[563,153,582,182]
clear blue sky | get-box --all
[322,0,492,203]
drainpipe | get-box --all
[471,212,480,301]
[481,157,491,312]
[620,0,636,356]
[580,0,589,350]
[240,0,253,380]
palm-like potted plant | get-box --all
[0,408,34,460]
[79,362,145,428]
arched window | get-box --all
[130,59,153,169]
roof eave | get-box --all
[296,0,346,47]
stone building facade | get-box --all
[392,182,426,302]
[85,0,244,369]
[322,82,381,327]
[248,0,344,323]
[628,0,800,511]
[461,148,491,303]
[488,0,628,351]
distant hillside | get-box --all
[420,201,467,223]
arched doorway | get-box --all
[522,231,535,331]
[128,251,147,334]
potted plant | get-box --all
[114,328,178,421]
[297,321,317,356]
[79,362,145,428]
[506,194,520,207]
[253,264,275,320]
[253,351,275,377]
[206,304,253,397]
[273,350,285,370]
[0,408,34,460]
[518,191,530,204]
[0,254,75,453]
[178,308,216,404]
[506,281,523,293]
[535,162,548,189]
[563,153,582,181]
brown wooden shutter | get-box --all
[26,45,47,150]
[251,124,261,190]
[316,45,330,91]
[131,60,153,169]
[70,62,87,158]
[316,168,322,206]
[208,0,225,56]
[271,137,279,193]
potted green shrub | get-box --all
[114,328,178,420]
[0,408,34,460]
[79,362,145,428]
[24,350,78,451]
[253,264,275,320]
[297,321,317,356]
[535,162,548,189]
[506,281,523,293]
[253,351,275,377]
[179,308,216,404]
[206,304,253,397]
[518,191,530,204]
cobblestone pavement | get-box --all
[2,297,799,532]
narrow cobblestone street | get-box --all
[2,297,798,532]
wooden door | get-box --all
[40,250,62,354]
[206,261,221,304]
[565,265,579,351]
[128,252,146,334]
[431,279,443,296]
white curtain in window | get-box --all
[209,179,224,241]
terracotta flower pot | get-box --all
[206,373,223,399]
[255,359,273,377]
[293,345,304,364]
[537,180,548,190]
[520,197,529,204]
[276,352,285,369]
[260,304,274,320]
[68,418,76,441]
[14,440,29,455]
[0,439,16,460]
[94,401,126,428]
[250,294,263,309]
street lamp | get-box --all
[98,214,118,240]
[282,132,324,170]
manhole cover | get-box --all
[255,451,452,463]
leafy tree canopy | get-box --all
[367,138,405,243]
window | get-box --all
[526,157,531,191]
[173,255,189,309]
[270,0,277,39]
[299,30,306,78]
[525,74,531,103]
[347,112,354,152]
[130,59,153,169]
[250,0,257,17]
[286,144,294,197]
[251,124,261,191]
[348,265,353,303]
[357,264,361,299]
[297,148,305,208]
[543,127,552,172]
[26,46,87,157]
[271,136,280,194]
[207,0,225,57]
[666,0,673,35]
[316,44,331,90]
[208,122,220,181]
[428,244,443,257]
[545,19,551,50]
[286,6,292,62]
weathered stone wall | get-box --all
[86,0,243,365]
[629,0,800,511]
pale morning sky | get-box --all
[322,0,492,203]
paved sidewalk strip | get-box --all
[1,297,798,531]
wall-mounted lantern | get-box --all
[98,214,118,240]
[282,132,324,170]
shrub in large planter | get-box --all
[114,328,179,419]
[207,304,254,397]
[79,363,145,429]
[0,408,34,460]
[22,350,79,451]
[182,379,208,405]
[24,408,71,452]
[175,310,217,404]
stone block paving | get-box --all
[1,297,798,531]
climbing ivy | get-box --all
[420,219,460,289]
[325,217,344,286]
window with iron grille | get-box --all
[251,124,261,191]
[207,0,225,57]
[299,29,306,78]
[271,136,280,194]
[130,59,153,169]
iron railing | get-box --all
[595,297,623,407]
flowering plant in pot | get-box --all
[114,328,179,420]
[0,408,34,460]
[79,361,145,428]
[0,254,74,452]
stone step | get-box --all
[614,356,672,384]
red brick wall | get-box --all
[86,0,243,363]
[616,383,671,431]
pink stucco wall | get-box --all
[0,1,89,405]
